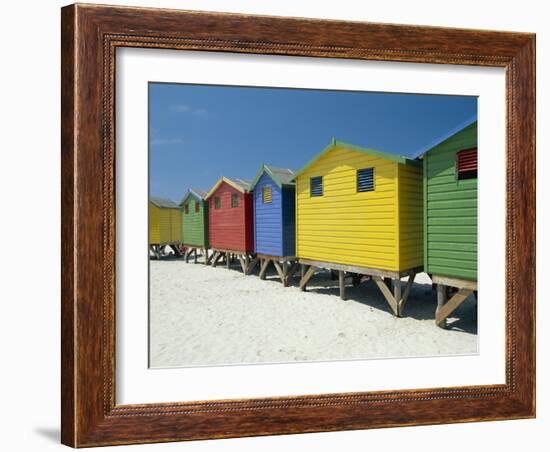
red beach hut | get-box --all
[205,177,255,273]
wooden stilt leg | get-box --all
[393,279,402,317]
[244,254,250,275]
[373,275,399,316]
[300,264,306,279]
[339,270,346,300]
[436,284,447,328]
[436,287,472,327]
[273,260,285,285]
[299,265,316,291]
[282,261,288,287]
[398,272,416,316]
[286,262,299,285]
[226,253,230,269]
[259,259,270,280]
[247,256,260,274]
[194,248,198,264]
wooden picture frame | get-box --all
[61,3,535,447]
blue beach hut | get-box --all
[249,165,297,286]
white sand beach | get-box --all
[149,257,477,368]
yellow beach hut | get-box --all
[149,197,183,258]
[295,139,423,316]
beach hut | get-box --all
[419,119,478,327]
[149,197,183,258]
[248,165,297,286]
[205,177,255,273]
[294,139,423,316]
[179,189,209,264]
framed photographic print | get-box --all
[61,3,535,447]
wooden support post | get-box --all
[286,262,300,285]
[206,250,214,265]
[300,264,306,279]
[238,255,247,273]
[372,275,399,316]
[226,252,230,269]
[398,272,416,316]
[393,279,402,317]
[273,260,285,285]
[259,259,270,280]
[436,287,472,328]
[244,254,250,275]
[212,251,222,267]
[436,284,447,328]
[339,270,346,300]
[282,261,289,287]
[299,265,317,291]
[247,256,260,274]
[185,248,190,263]
[193,248,198,264]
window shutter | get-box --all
[456,148,478,180]
[357,168,375,192]
[262,186,272,204]
[310,176,323,197]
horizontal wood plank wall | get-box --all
[282,185,296,256]
[254,173,283,256]
[149,204,182,245]
[208,181,253,252]
[182,198,208,247]
[425,122,478,280]
[397,163,424,270]
[296,147,398,270]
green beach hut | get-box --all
[180,189,209,263]
[420,118,478,327]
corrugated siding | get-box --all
[182,199,208,247]
[149,203,182,245]
[397,163,423,270]
[424,122,478,280]
[296,147,399,270]
[281,186,296,257]
[254,173,283,256]
[208,181,254,252]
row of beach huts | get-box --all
[150,119,478,327]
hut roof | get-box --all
[250,164,296,189]
[293,138,420,179]
[179,188,208,205]
[205,176,252,199]
[413,116,477,158]
[150,196,180,209]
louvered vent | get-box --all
[231,193,238,208]
[310,176,323,197]
[195,201,200,213]
[456,148,478,180]
[262,186,272,204]
[214,197,221,209]
[357,168,375,192]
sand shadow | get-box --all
[300,271,478,334]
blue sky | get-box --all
[149,83,477,202]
